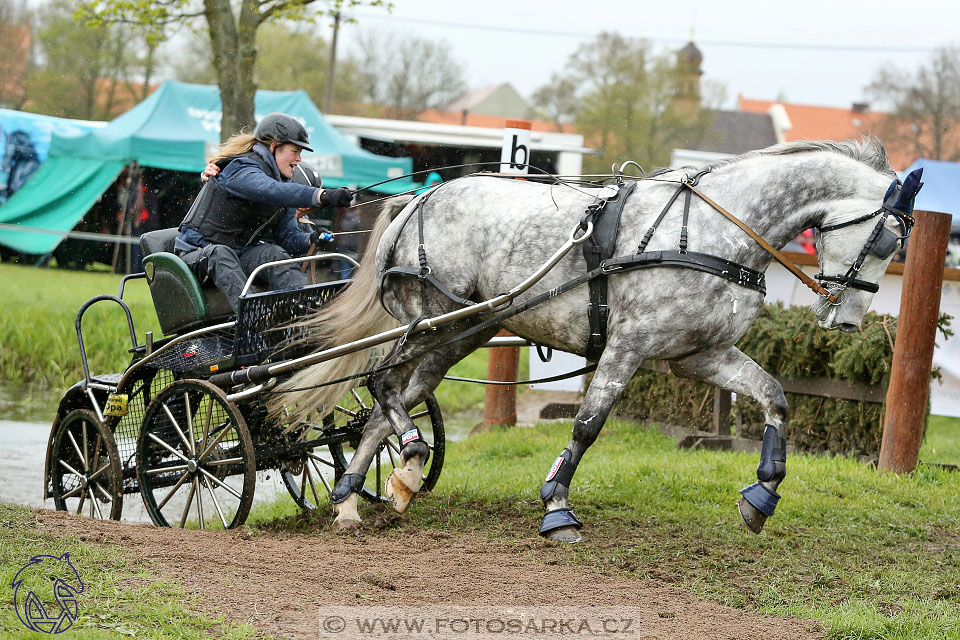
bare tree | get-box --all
[355,30,466,119]
[867,47,960,161]
[531,73,578,132]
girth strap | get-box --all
[583,181,638,361]
[602,250,766,294]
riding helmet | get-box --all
[292,161,322,188]
[255,113,313,151]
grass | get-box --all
[920,416,960,465]
[0,504,257,639]
[248,419,960,640]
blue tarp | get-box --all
[901,158,960,232]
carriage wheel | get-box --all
[279,424,340,511]
[137,380,255,529]
[326,389,445,503]
[51,409,123,520]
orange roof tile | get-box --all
[736,95,955,170]
[417,108,576,134]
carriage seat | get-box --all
[140,228,236,336]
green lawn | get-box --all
[0,504,256,639]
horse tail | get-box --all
[269,195,415,421]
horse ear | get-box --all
[895,168,924,214]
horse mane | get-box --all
[700,136,894,176]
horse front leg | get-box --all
[539,345,643,543]
[669,345,789,534]
[330,406,392,532]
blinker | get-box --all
[868,227,899,259]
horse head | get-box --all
[812,167,923,331]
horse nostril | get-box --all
[838,322,859,333]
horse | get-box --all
[272,138,921,542]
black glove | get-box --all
[320,187,353,207]
[310,228,334,246]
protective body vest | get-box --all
[180,151,283,248]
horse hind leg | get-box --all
[669,345,788,534]
[539,343,646,543]
[376,324,499,513]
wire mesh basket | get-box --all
[234,280,347,366]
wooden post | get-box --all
[481,329,520,426]
[878,210,953,473]
[713,388,731,436]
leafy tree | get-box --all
[354,30,466,119]
[23,0,157,119]
[531,73,578,132]
[77,0,389,141]
[867,47,960,161]
[0,0,32,109]
[534,32,715,173]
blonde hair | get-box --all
[207,131,277,164]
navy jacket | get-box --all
[176,142,318,255]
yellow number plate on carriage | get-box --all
[104,393,129,417]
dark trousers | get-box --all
[179,243,307,313]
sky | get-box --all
[338,0,959,111]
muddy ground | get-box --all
[23,508,823,640]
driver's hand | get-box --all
[200,162,219,183]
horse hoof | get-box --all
[385,468,421,514]
[547,526,582,543]
[333,518,362,534]
[737,496,768,534]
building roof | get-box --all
[737,95,921,170]
[675,109,778,156]
[417,108,576,134]
[677,41,703,65]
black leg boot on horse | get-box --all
[538,342,645,543]
[668,344,789,534]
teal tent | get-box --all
[0,81,414,254]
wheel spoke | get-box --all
[202,476,229,528]
[66,430,86,469]
[87,462,111,483]
[146,464,189,477]
[58,459,84,479]
[203,457,243,467]
[350,388,367,409]
[333,404,357,418]
[198,468,243,500]
[62,485,84,499]
[93,481,113,503]
[305,462,322,505]
[200,397,214,453]
[179,481,196,528]
[75,488,87,516]
[184,392,195,455]
[82,422,90,473]
[91,491,104,519]
[307,452,335,468]
[193,476,205,529]
[197,421,235,461]
[299,463,309,504]
[386,443,399,469]
[410,410,429,420]
[163,404,193,456]
[157,471,191,510]
[309,458,332,493]
[148,432,190,463]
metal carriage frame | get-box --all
[43,250,449,529]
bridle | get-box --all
[814,171,922,296]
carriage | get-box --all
[42,227,446,529]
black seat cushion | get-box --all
[140,228,179,256]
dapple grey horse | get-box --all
[273,138,920,542]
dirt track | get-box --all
[29,508,823,639]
